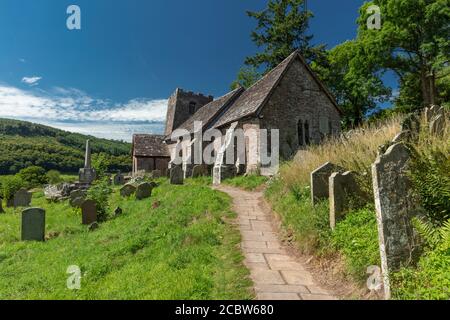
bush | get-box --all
[1,175,25,200]
[87,178,112,222]
[46,170,63,184]
[18,166,48,188]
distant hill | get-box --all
[0,118,132,174]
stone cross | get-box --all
[81,200,97,225]
[372,143,423,300]
[310,162,344,205]
[21,208,45,242]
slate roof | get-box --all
[213,50,342,129]
[176,86,244,133]
[132,134,170,157]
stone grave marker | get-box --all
[329,171,366,229]
[14,189,32,208]
[192,165,209,178]
[170,165,184,185]
[430,114,445,136]
[113,173,125,186]
[372,142,423,300]
[401,113,421,141]
[69,189,86,208]
[311,162,345,205]
[152,170,162,179]
[136,182,153,200]
[81,200,97,225]
[21,208,45,242]
[120,184,137,197]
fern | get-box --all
[413,217,450,250]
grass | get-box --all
[223,175,268,191]
[0,179,252,300]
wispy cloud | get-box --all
[21,76,42,86]
[0,84,168,141]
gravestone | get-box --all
[372,143,423,300]
[311,162,345,205]
[430,115,445,136]
[192,165,209,178]
[81,200,97,225]
[152,170,162,179]
[329,171,365,229]
[113,173,125,186]
[69,189,86,208]
[79,140,97,185]
[401,113,421,141]
[392,130,411,143]
[170,165,184,185]
[14,189,32,208]
[136,182,153,200]
[120,184,136,197]
[21,208,45,242]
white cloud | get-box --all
[21,76,42,86]
[0,84,168,126]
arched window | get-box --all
[297,120,304,147]
[189,102,197,114]
[304,120,310,145]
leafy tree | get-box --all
[1,175,24,200]
[92,153,110,178]
[18,166,48,187]
[87,178,112,222]
[242,0,326,73]
[357,0,450,110]
[46,170,63,184]
[312,40,391,127]
[230,67,262,90]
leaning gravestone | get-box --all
[69,190,86,208]
[14,189,32,208]
[401,113,421,141]
[21,208,45,242]
[430,114,445,136]
[113,173,125,186]
[311,162,345,205]
[136,182,153,200]
[170,165,184,185]
[81,200,97,225]
[372,142,423,300]
[329,171,365,229]
[120,184,137,197]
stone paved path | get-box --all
[215,185,337,300]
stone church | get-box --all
[132,50,342,176]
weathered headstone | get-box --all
[430,114,445,136]
[21,208,45,241]
[79,140,97,185]
[14,189,32,208]
[329,171,366,229]
[81,200,97,225]
[192,165,209,178]
[136,182,153,200]
[372,143,423,300]
[120,184,136,197]
[152,170,162,179]
[311,162,345,205]
[69,189,86,208]
[401,113,421,141]
[392,130,411,143]
[170,165,184,185]
[113,173,125,186]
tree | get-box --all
[18,166,48,188]
[357,0,450,109]
[230,67,262,90]
[312,41,391,127]
[243,0,326,72]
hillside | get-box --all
[0,118,132,174]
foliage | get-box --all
[1,175,24,200]
[357,0,450,109]
[312,40,391,127]
[0,181,252,299]
[224,175,268,191]
[230,67,262,90]
[241,0,327,73]
[92,153,110,179]
[17,166,48,188]
[331,206,381,280]
[409,134,450,224]
[413,218,450,250]
[46,170,63,184]
[0,118,131,174]
[87,178,113,222]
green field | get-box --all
[0,179,252,300]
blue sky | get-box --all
[0,0,390,141]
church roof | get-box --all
[132,134,170,157]
[213,50,342,129]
